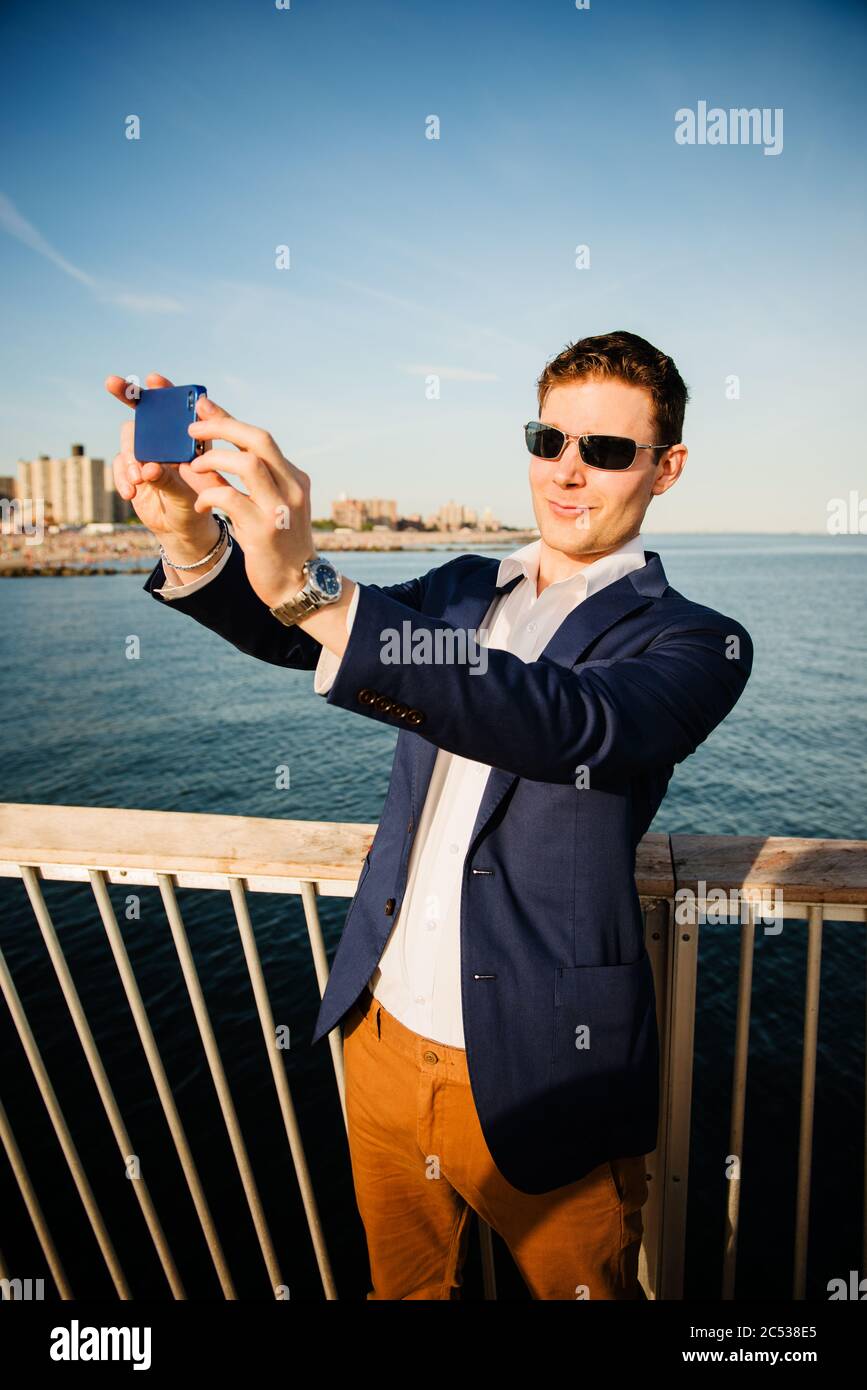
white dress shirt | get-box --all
[156,532,647,1047]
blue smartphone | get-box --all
[133,385,207,464]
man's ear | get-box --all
[651,444,687,496]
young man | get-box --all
[106,330,753,1301]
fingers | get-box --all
[188,406,291,475]
[192,480,256,524]
[177,459,229,497]
[195,394,230,421]
[189,438,308,510]
[116,414,182,494]
[118,420,148,486]
[104,371,175,409]
[188,448,288,515]
[113,449,168,495]
[112,452,135,500]
[105,375,141,409]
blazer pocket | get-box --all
[550,951,656,1098]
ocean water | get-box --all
[0,534,864,1300]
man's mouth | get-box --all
[547,499,595,518]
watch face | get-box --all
[311,559,341,598]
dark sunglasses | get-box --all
[524,421,676,471]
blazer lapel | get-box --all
[411,551,670,839]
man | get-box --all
[106,330,753,1301]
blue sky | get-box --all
[1,0,865,531]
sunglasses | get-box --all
[524,421,677,471]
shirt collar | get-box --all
[495,533,646,600]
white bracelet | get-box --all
[159,516,229,571]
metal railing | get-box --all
[0,802,864,1301]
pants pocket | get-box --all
[606,1155,649,1210]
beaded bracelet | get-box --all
[159,516,229,571]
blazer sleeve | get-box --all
[321,582,755,785]
[141,533,439,671]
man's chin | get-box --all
[538,516,606,555]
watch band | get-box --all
[268,553,341,627]
[271,587,321,624]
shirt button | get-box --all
[426,918,438,931]
[414,994,425,1004]
[526,620,537,632]
[449,843,460,853]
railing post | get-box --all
[658,891,699,1300]
[641,896,671,1300]
[793,903,824,1299]
[722,901,756,1299]
[299,880,347,1128]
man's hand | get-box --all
[104,371,229,567]
[187,405,356,656]
[184,404,322,608]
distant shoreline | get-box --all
[0,527,860,577]
[0,527,539,577]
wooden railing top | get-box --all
[0,803,377,882]
[0,804,865,902]
[671,834,867,904]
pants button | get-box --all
[423,1050,438,1064]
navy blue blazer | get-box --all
[143,540,753,1194]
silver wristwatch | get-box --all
[268,553,343,626]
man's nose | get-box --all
[553,439,589,484]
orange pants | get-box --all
[342,986,649,1300]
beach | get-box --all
[0,524,538,576]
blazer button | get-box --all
[374,694,393,712]
[392,703,409,719]
[406,709,425,727]
[357,688,376,705]
[385,898,396,916]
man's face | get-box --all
[528,377,682,559]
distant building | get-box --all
[0,475,16,501]
[329,491,501,533]
[17,446,131,525]
[365,498,398,526]
[17,455,62,522]
[433,499,491,531]
[331,496,365,529]
[331,493,398,529]
[437,499,463,530]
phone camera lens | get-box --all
[187,391,194,408]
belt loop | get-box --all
[376,1006,381,1039]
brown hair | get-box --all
[536,330,689,447]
